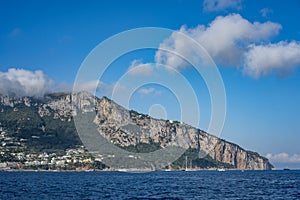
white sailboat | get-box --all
[185,156,196,171]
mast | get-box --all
[197,129,201,158]
[185,156,188,171]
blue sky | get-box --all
[1,0,300,168]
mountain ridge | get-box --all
[0,92,273,170]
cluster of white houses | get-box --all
[0,129,98,170]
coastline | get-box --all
[0,168,282,172]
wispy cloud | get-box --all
[73,80,100,92]
[58,35,73,43]
[128,59,154,76]
[111,83,127,95]
[74,80,127,97]
[8,28,22,38]
[137,87,162,96]
[203,0,243,12]
[266,152,300,164]
[260,8,273,18]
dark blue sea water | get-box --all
[0,170,299,199]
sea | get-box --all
[0,170,299,199]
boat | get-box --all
[184,156,192,171]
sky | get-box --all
[1,0,300,169]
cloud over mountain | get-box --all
[0,68,54,97]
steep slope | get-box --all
[0,92,273,170]
[94,96,273,170]
[0,94,81,152]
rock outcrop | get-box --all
[0,92,273,170]
[93,96,273,170]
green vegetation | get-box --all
[0,95,236,170]
[120,142,161,153]
[172,148,234,169]
[120,143,234,169]
[0,102,82,153]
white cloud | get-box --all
[112,82,127,94]
[128,59,154,76]
[128,14,300,78]
[137,87,162,96]
[0,68,54,97]
[266,152,300,164]
[203,0,243,12]
[155,14,282,69]
[260,8,273,18]
[74,80,127,97]
[138,87,155,95]
[243,41,300,78]
[155,31,194,70]
[74,80,100,92]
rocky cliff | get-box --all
[0,92,273,170]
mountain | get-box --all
[0,92,273,170]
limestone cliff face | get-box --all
[93,96,273,170]
[0,93,273,170]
